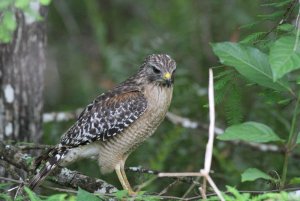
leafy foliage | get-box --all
[241,168,274,182]
[218,121,283,143]
[0,0,51,43]
[212,42,291,92]
[270,36,300,80]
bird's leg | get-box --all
[115,160,136,196]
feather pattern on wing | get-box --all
[60,85,147,146]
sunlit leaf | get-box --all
[241,168,273,182]
[270,36,300,80]
[217,121,283,143]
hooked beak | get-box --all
[163,72,172,87]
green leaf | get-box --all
[0,194,13,201]
[258,11,284,20]
[212,42,290,92]
[39,0,51,6]
[241,168,273,182]
[262,0,293,8]
[270,36,300,80]
[0,26,12,43]
[0,0,12,10]
[45,194,67,201]
[289,177,300,185]
[225,186,250,200]
[77,188,100,201]
[15,0,30,9]
[217,121,283,143]
[3,11,17,31]
[24,187,42,201]
[277,23,295,32]
[240,32,266,44]
[113,190,129,199]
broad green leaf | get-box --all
[77,188,100,201]
[212,42,290,91]
[270,36,300,80]
[217,121,283,143]
[241,168,273,182]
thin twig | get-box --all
[0,176,25,184]
[206,175,224,201]
[158,179,179,195]
[182,177,201,198]
[159,69,225,201]
[204,68,215,172]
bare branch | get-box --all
[43,108,83,123]
[159,69,225,201]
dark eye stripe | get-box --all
[152,66,161,74]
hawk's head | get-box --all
[141,54,176,87]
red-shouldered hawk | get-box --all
[29,54,176,195]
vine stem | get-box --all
[280,92,300,189]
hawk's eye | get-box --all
[152,66,161,74]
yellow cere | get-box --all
[163,72,171,79]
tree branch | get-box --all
[43,109,283,154]
[0,141,118,194]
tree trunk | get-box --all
[0,7,47,143]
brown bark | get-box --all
[0,7,47,143]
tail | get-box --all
[29,147,67,189]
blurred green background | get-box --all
[42,0,281,196]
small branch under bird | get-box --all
[28,54,176,195]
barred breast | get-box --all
[98,84,173,174]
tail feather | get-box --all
[29,147,67,189]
